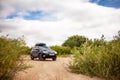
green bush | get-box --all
[62,35,88,48]
[19,46,31,55]
[50,46,72,56]
[69,32,120,80]
[0,36,29,80]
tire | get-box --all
[31,55,34,60]
[39,54,44,61]
[52,57,56,61]
[43,58,46,60]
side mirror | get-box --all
[35,49,39,51]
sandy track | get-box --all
[15,56,103,80]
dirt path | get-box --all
[15,56,103,80]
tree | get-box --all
[114,30,120,41]
[62,35,88,48]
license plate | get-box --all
[49,54,54,56]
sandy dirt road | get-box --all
[15,56,103,80]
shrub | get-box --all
[0,36,29,80]
[69,32,120,80]
[19,46,31,55]
[50,46,72,56]
[62,35,88,48]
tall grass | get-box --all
[69,33,120,80]
[0,36,29,80]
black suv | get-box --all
[30,43,57,61]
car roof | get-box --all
[35,43,46,46]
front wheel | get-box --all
[39,54,44,61]
[31,55,34,60]
[52,57,57,61]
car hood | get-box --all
[39,47,57,54]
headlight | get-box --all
[54,51,57,54]
[42,50,48,53]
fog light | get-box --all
[43,55,45,57]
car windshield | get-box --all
[43,45,50,49]
[40,45,51,51]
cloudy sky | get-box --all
[0,0,120,46]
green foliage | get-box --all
[93,35,106,47]
[20,46,31,55]
[69,31,120,80]
[62,35,88,48]
[50,46,72,56]
[0,36,29,80]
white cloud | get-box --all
[0,0,120,46]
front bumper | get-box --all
[42,53,57,58]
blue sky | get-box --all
[89,0,120,8]
[7,11,46,20]
[6,10,57,21]
[24,11,46,20]
[0,0,120,46]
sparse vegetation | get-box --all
[69,31,120,80]
[50,46,72,56]
[0,35,30,80]
[20,46,31,55]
